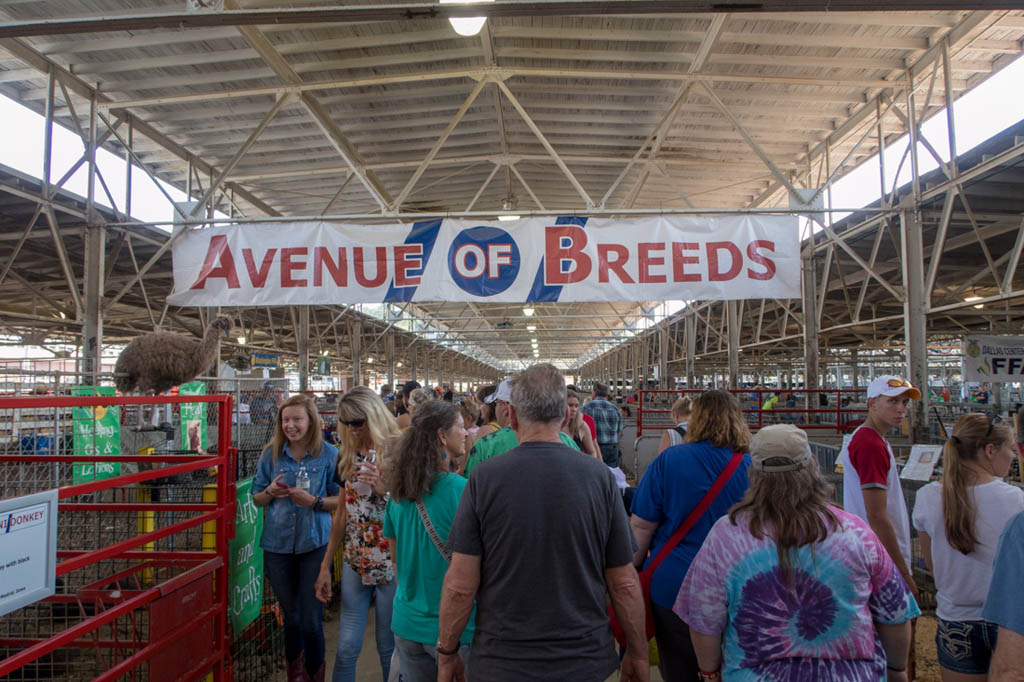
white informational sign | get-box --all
[0,490,58,617]
[169,215,801,306]
[900,444,943,482]
[963,335,1024,382]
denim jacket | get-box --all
[253,442,340,554]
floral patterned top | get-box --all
[342,453,394,586]
[675,506,919,682]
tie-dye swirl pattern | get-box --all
[675,507,919,681]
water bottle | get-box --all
[296,464,310,492]
[353,450,376,496]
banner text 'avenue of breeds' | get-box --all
[169,216,801,305]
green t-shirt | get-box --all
[382,473,475,646]
[463,426,580,477]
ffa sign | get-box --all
[169,216,800,306]
[963,336,1024,382]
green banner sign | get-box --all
[179,381,207,451]
[72,386,121,484]
[228,477,264,633]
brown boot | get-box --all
[286,652,305,682]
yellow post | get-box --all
[202,483,217,552]
[138,447,155,584]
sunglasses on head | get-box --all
[341,418,366,428]
[887,378,911,388]
[985,414,1002,439]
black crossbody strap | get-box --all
[415,499,452,563]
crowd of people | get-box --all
[250,366,1023,682]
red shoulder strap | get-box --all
[645,451,745,576]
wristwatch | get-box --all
[435,641,460,656]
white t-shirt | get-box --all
[912,480,1024,621]
[666,421,689,448]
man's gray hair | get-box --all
[510,363,567,424]
[593,382,610,397]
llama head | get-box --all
[210,316,233,335]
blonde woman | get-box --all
[314,386,401,682]
[912,414,1023,681]
[657,397,694,454]
[629,390,752,681]
[562,390,599,459]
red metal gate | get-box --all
[0,393,236,681]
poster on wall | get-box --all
[169,215,801,306]
[71,386,121,484]
[0,490,58,618]
[228,478,263,632]
[963,335,1024,382]
[179,381,207,451]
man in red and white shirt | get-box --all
[841,375,921,597]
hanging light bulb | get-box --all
[439,0,494,37]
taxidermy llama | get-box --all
[114,317,232,395]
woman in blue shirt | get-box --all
[253,393,340,682]
[630,390,751,682]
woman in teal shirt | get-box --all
[382,400,475,680]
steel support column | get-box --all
[802,249,820,405]
[659,327,669,390]
[901,209,929,440]
[727,301,740,389]
[350,320,362,388]
[82,224,105,381]
[685,314,696,389]
[386,332,395,389]
[297,306,310,391]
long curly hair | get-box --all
[266,393,323,464]
[389,400,461,502]
[336,386,401,480]
[942,413,1015,554]
[684,390,751,452]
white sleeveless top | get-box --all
[667,422,688,447]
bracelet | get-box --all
[886,662,906,672]
[435,641,459,656]
[313,496,323,511]
[699,669,722,681]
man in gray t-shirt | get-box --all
[437,364,648,682]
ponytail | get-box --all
[942,413,1015,554]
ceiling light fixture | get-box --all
[526,325,536,331]
[497,214,520,222]
[367,357,374,364]
[236,336,246,344]
[523,307,535,317]
[964,295,984,309]
[439,0,493,37]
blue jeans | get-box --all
[332,563,396,682]
[598,442,621,468]
[264,545,328,676]
[393,635,471,682]
[936,618,999,675]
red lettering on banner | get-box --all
[354,247,388,287]
[190,235,240,289]
[544,226,592,285]
[313,247,348,287]
[242,248,276,287]
[597,244,635,284]
[707,241,742,281]
[281,248,308,287]
[746,240,776,280]
[671,242,701,282]
[394,244,423,287]
[638,243,666,283]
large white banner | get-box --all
[169,215,801,306]
[963,335,1024,382]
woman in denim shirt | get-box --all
[253,393,340,682]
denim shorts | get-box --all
[935,618,999,675]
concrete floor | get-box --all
[278,603,663,681]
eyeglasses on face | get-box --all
[341,418,366,428]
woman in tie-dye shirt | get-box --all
[675,425,920,682]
